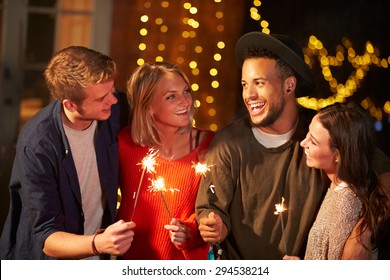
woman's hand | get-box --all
[164,218,191,245]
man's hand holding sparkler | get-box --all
[164,218,191,246]
[92,220,136,256]
[198,212,227,244]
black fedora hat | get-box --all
[235,32,316,96]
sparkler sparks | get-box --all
[274,197,287,255]
[192,162,213,176]
[274,197,287,215]
[148,176,178,217]
[139,148,158,174]
[130,148,159,221]
[147,176,180,194]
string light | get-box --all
[249,0,390,125]
[136,0,227,132]
[136,1,389,133]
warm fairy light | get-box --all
[192,68,200,75]
[140,28,148,36]
[249,0,389,123]
[137,58,144,66]
[210,124,218,131]
[140,15,149,23]
[137,1,227,131]
[136,0,389,134]
[136,0,390,136]
[297,34,390,121]
[208,108,216,116]
[206,96,214,103]
[193,162,213,176]
[209,68,218,76]
[192,83,199,92]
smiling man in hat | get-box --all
[195,32,390,259]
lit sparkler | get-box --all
[192,162,213,176]
[139,148,158,173]
[193,161,222,259]
[148,176,179,218]
[274,197,287,255]
[130,148,158,221]
[207,184,223,260]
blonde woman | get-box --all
[117,62,214,260]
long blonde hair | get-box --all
[127,62,194,146]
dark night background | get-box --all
[242,0,390,156]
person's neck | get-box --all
[258,102,299,135]
[62,107,93,131]
[153,126,192,159]
[327,173,342,190]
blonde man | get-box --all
[0,46,135,259]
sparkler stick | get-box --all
[207,184,216,260]
[130,148,158,221]
[159,192,171,218]
[148,176,179,218]
[206,184,223,260]
[192,161,222,259]
[192,162,219,259]
[274,197,287,255]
